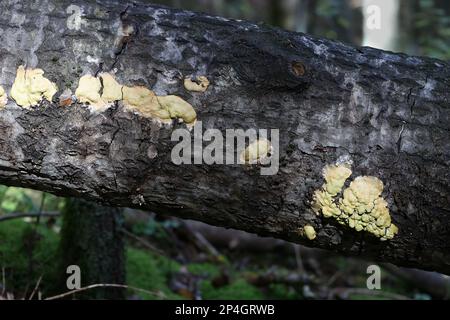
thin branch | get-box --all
[44,283,166,300]
[182,220,221,258]
[328,287,411,300]
[382,263,450,299]
[29,275,42,300]
[326,271,343,287]
[0,212,60,223]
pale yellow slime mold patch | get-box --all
[10,66,58,108]
[75,75,105,111]
[303,225,316,240]
[157,95,197,124]
[122,86,170,120]
[240,139,271,164]
[184,76,210,92]
[75,73,197,124]
[100,73,123,102]
[312,164,398,240]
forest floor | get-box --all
[0,186,439,300]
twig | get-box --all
[120,228,166,256]
[193,231,220,258]
[0,212,60,222]
[247,270,311,287]
[382,263,450,299]
[29,275,42,300]
[44,283,166,300]
[182,220,220,258]
[326,271,342,287]
[328,287,410,300]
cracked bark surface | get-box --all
[0,1,449,273]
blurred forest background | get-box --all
[0,0,449,300]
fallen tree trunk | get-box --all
[0,1,448,273]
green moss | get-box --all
[0,220,59,296]
[187,262,265,299]
[187,263,221,277]
[267,284,299,300]
[200,279,264,300]
[126,248,182,300]
[0,220,184,299]
[0,218,288,300]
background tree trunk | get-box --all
[0,0,448,274]
[57,198,125,299]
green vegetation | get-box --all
[0,216,270,300]
[414,0,450,60]
[0,220,59,298]
[126,248,181,300]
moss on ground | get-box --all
[187,262,221,278]
[0,220,259,300]
[0,220,59,297]
[187,263,265,299]
[126,248,182,299]
[200,278,264,299]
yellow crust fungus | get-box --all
[10,66,58,108]
[323,164,352,196]
[75,73,125,111]
[121,86,197,124]
[0,86,7,108]
[157,95,197,124]
[122,86,173,121]
[122,85,156,109]
[75,75,106,111]
[240,139,272,164]
[100,73,123,102]
[184,76,210,92]
[303,225,316,240]
[312,164,398,241]
[74,73,197,125]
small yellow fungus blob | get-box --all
[75,75,106,111]
[184,76,210,92]
[10,66,58,108]
[75,73,126,111]
[0,86,7,108]
[312,163,398,240]
[241,139,272,164]
[157,95,197,124]
[303,225,316,240]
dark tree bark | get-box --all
[0,1,448,273]
[57,198,125,299]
